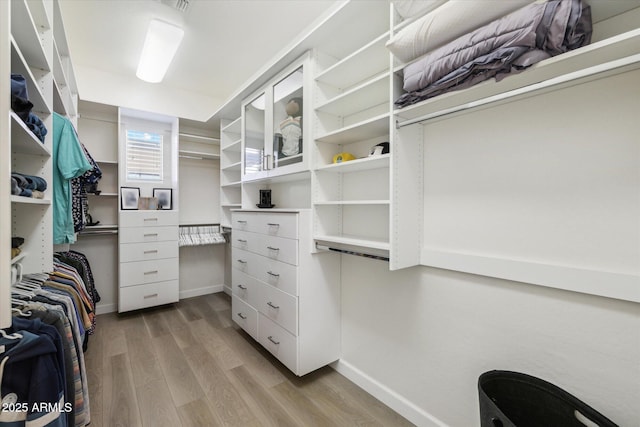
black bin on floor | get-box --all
[478,370,618,427]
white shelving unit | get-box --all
[220,117,243,227]
[2,0,80,327]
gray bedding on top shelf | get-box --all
[395,0,593,108]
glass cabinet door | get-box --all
[272,66,303,171]
[244,93,266,178]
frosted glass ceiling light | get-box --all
[136,19,184,83]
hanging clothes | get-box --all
[52,113,92,245]
[71,144,102,233]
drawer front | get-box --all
[120,241,178,263]
[233,230,298,266]
[119,226,178,244]
[118,280,178,312]
[232,247,298,296]
[232,269,263,308]
[120,258,179,288]
[259,283,298,335]
[258,314,298,373]
[233,212,298,239]
[232,296,258,340]
[120,211,179,228]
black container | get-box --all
[478,370,618,427]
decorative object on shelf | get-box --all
[120,186,140,210]
[153,188,173,210]
[369,142,389,157]
[277,97,303,157]
[138,196,159,210]
[332,152,356,163]
[257,189,275,208]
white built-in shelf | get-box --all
[394,29,640,124]
[316,32,389,89]
[222,181,242,188]
[222,139,242,152]
[178,150,220,160]
[52,80,68,116]
[221,116,241,134]
[96,159,118,165]
[315,234,390,251]
[88,192,118,197]
[222,161,242,171]
[222,203,242,208]
[10,195,51,205]
[84,224,118,230]
[316,73,389,117]
[276,153,303,167]
[314,200,390,206]
[10,112,51,156]
[10,38,51,114]
[315,153,390,173]
[178,132,219,144]
[11,252,27,265]
[10,1,51,72]
[316,113,390,144]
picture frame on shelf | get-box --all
[153,188,173,210]
[120,187,140,210]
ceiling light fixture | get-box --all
[136,19,184,83]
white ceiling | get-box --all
[59,0,339,128]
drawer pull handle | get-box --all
[237,220,247,224]
[267,301,279,309]
[144,250,158,254]
[267,336,280,345]
[237,259,247,264]
[237,312,247,320]
[144,270,158,275]
[143,293,158,299]
[267,271,280,278]
[144,218,158,221]
[237,239,247,243]
[267,223,280,227]
[144,233,158,237]
[238,284,247,290]
[267,246,280,251]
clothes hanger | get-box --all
[0,329,22,340]
[11,307,32,317]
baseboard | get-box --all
[95,303,117,315]
[331,360,448,427]
[179,284,224,300]
[223,284,232,295]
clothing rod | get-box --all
[396,54,640,129]
[79,230,118,236]
[315,243,389,262]
[179,155,205,160]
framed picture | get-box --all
[120,187,140,210]
[153,188,173,210]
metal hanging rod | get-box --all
[179,132,220,142]
[315,243,389,262]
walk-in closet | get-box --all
[2,1,639,426]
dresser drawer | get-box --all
[258,314,298,373]
[120,241,178,263]
[233,212,298,239]
[120,258,179,288]
[120,211,179,228]
[232,269,262,308]
[233,230,298,266]
[259,283,298,335]
[119,226,178,244]
[232,296,258,340]
[232,247,298,296]
[118,280,178,312]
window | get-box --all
[126,129,163,181]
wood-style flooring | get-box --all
[84,292,414,426]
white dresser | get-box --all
[231,209,340,376]
[118,210,179,312]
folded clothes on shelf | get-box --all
[11,172,48,198]
[10,73,47,142]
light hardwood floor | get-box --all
[84,292,414,426]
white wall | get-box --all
[337,255,640,427]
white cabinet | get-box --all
[118,211,179,312]
[231,209,340,376]
[241,54,311,181]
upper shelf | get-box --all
[221,117,241,134]
[178,150,220,160]
[11,37,51,115]
[11,0,51,72]
[394,29,640,125]
[315,154,390,173]
[316,113,390,144]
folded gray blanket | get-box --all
[396,0,592,108]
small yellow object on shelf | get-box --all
[332,152,356,163]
